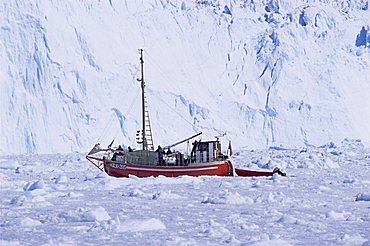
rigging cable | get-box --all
[144,50,202,133]
[96,71,139,144]
[144,50,230,139]
[111,88,141,142]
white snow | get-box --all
[116,218,166,232]
[202,191,251,205]
[326,210,351,220]
[8,217,43,227]
[250,239,293,246]
[24,179,45,191]
[1,0,370,245]
[0,240,21,246]
[1,143,369,245]
[356,193,370,202]
[58,206,111,223]
[0,159,19,170]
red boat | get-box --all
[86,49,234,178]
[86,49,285,178]
[86,154,234,178]
[235,167,286,177]
[86,135,235,178]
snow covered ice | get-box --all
[1,140,370,245]
[1,0,370,245]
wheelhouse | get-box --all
[191,140,227,163]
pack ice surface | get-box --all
[1,0,370,245]
[1,140,370,245]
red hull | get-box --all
[235,168,274,177]
[87,156,234,178]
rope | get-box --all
[111,88,141,141]
[154,92,201,133]
[97,112,115,143]
[92,13,146,145]
[144,50,229,140]
[144,50,202,133]
[96,70,140,144]
[144,50,189,91]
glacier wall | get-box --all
[0,0,369,155]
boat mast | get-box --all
[139,49,147,150]
[138,49,155,151]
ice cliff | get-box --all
[0,0,369,154]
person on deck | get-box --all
[114,145,125,161]
[190,140,198,162]
[156,145,164,165]
[215,147,221,159]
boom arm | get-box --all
[163,132,202,150]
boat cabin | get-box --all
[108,138,227,167]
[190,140,227,163]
